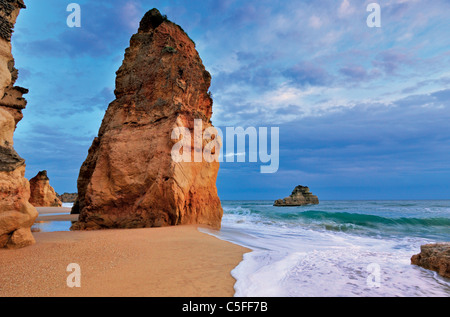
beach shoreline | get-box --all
[0,210,251,297]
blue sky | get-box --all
[11,0,450,200]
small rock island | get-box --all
[274,185,319,207]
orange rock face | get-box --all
[29,170,62,207]
[0,1,38,249]
[71,9,223,230]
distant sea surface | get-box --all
[202,200,450,297]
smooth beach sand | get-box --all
[0,208,250,297]
[35,207,78,222]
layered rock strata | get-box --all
[0,0,38,249]
[274,185,319,206]
[29,170,62,207]
[71,9,223,230]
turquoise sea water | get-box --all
[203,200,450,297]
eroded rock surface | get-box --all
[0,0,38,249]
[411,243,450,279]
[71,9,223,230]
[29,170,62,207]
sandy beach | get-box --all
[0,207,250,297]
[35,207,78,222]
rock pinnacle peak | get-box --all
[138,8,168,33]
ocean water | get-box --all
[31,203,74,232]
[201,200,450,297]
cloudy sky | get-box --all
[11,0,450,200]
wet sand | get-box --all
[35,207,78,222]
[0,212,250,297]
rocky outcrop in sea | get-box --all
[274,185,319,207]
[71,9,223,230]
[411,243,450,279]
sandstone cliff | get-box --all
[0,0,38,249]
[71,9,223,230]
[274,185,319,207]
[29,170,62,207]
[411,243,450,279]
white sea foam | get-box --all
[231,244,450,297]
[204,200,450,297]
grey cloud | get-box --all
[339,65,369,81]
[283,62,333,87]
[372,49,413,75]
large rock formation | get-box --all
[274,185,319,207]
[411,243,450,279]
[29,170,62,207]
[0,0,38,249]
[71,9,223,230]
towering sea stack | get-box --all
[0,0,38,248]
[274,185,319,207]
[29,170,62,207]
[71,9,223,230]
